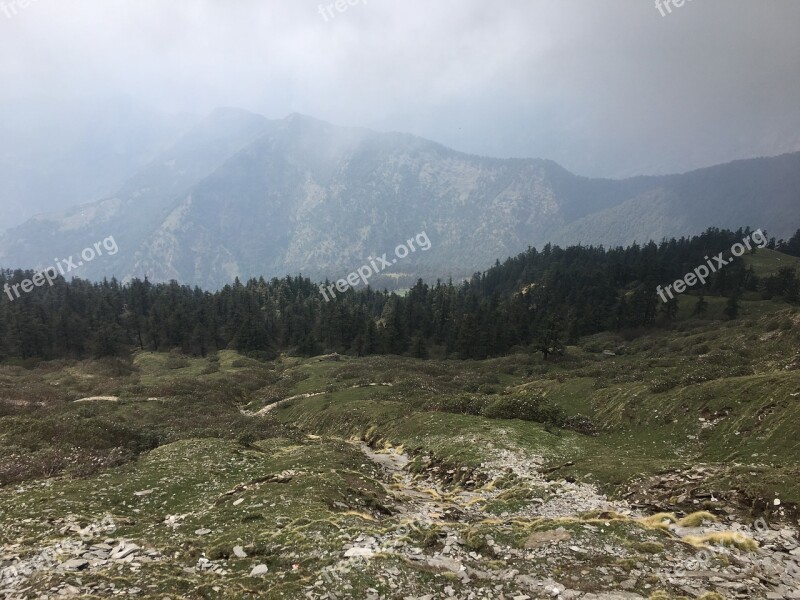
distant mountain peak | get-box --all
[1,109,799,289]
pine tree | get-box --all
[724,292,740,320]
[785,229,800,258]
[92,324,122,358]
[662,296,679,321]
[411,333,428,359]
[693,296,708,316]
[233,312,276,359]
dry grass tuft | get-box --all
[683,531,759,552]
[677,511,718,527]
[638,512,677,529]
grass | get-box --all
[638,513,678,530]
[677,511,718,527]
[255,299,800,514]
[742,248,800,276]
[3,299,799,505]
[0,259,798,596]
[683,532,759,552]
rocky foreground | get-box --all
[304,441,800,600]
[2,431,799,600]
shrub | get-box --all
[165,352,190,370]
[482,394,566,426]
[201,362,220,375]
[563,414,598,436]
[429,395,488,416]
[649,378,679,393]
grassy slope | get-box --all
[265,249,800,508]
[0,248,798,598]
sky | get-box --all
[1,0,799,217]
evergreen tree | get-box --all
[661,296,679,321]
[724,292,740,320]
[411,333,428,359]
[233,312,276,359]
[785,229,800,258]
[92,324,123,358]
[0,227,795,365]
[693,296,708,317]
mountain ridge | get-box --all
[2,108,799,289]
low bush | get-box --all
[428,394,488,416]
[482,393,567,427]
[563,414,598,436]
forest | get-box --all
[1,227,798,363]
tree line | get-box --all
[1,227,798,362]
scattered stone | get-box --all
[62,559,89,571]
[525,528,573,548]
[344,547,374,558]
[109,543,140,560]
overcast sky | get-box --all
[1,0,799,181]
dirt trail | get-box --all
[243,383,394,416]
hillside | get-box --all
[2,110,800,289]
[1,253,799,599]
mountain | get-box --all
[1,108,799,289]
[0,96,193,229]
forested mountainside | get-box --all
[2,227,798,363]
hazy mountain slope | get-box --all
[122,120,800,287]
[554,153,800,247]
[1,110,799,288]
[0,108,274,280]
[129,115,619,287]
[0,97,190,229]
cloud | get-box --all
[1,0,799,179]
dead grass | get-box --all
[683,531,759,552]
[677,511,718,527]
[638,513,677,530]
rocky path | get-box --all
[304,438,800,600]
[243,383,394,416]
[358,441,630,523]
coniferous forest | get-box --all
[1,227,798,363]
